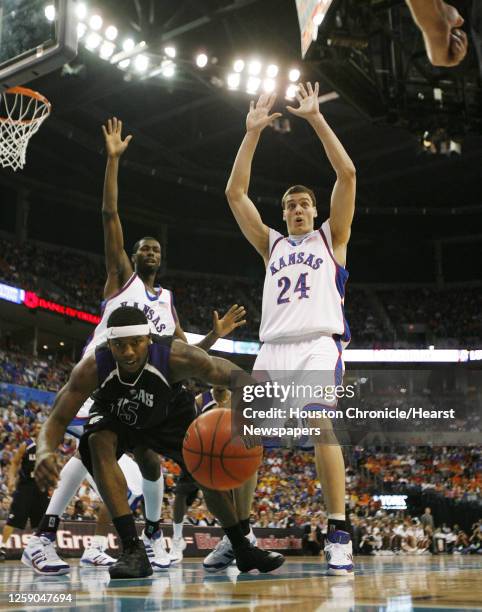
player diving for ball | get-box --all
[22,117,246,576]
[222,84,356,575]
[34,306,285,579]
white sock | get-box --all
[173,522,183,539]
[328,513,346,521]
[142,474,164,523]
[46,456,88,516]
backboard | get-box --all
[0,0,78,91]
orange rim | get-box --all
[4,86,52,110]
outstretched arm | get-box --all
[35,358,98,491]
[225,94,282,264]
[287,82,356,267]
[406,0,468,67]
[173,304,247,351]
[101,117,134,299]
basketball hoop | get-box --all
[0,87,51,171]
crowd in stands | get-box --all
[0,322,480,558]
[2,234,481,347]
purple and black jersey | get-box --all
[91,335,175,429]
[18,439,36,483]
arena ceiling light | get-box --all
[227,73,241,90]
[266,64,279,78]
[248,60,262,76]
[134,54,149,72]
[233,59,245,73]
[164,46,176,59]
[105,26,118,41]
[89,14,103,31]
[196,53,208,68]
[263,78,276,93]
[122,38,135,53]
[99,41,115,60]
[118,59,130,70]
[85,32,102,50]
[246,76,261,94]
[161,60,176,77]
[286,84,298,99]
[75,2,87,20]
[44,4,56,22]
[288,68,301,82]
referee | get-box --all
[0,424,49,560]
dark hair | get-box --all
[131,236,160,256]
[281,185,317,209]
[107,306,147,328]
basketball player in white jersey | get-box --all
[23,118,246,575]
[224,84,356,576]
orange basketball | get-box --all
[182,408,263,490]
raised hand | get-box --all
[286,82,321,120]
[246,93,282,133]
[213,304,247,338]
[102,117,133,158]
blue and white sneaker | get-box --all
[324,530,354,576]
[203,528,256,572]
[21,535,70,576]
[80,542,116,568]
[142,530,171,571]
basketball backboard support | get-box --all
[0,0,78,91]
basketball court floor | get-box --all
[0,555,481,611]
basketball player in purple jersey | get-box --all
[224,84,356,575]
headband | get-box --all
[107,324,150,339]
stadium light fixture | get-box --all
[263,78,276,93]
[266,64,279,78]
[99,41,115,59]
[196,53,208,68]
[161,60,176,77]
[119,59,130,69]
[75,2,87,20]
[105,25,118,41]
[288,68,301,82]
[122,38,135,52]
[286,84,298,99]
[233,59,245,73]
[164,46,176,59]
[246,76,261,94]
[89,14,103,31]
[248,60,262,76]
[44,5,56,21]
[85,32,102,50]
[135,54,149,72]
[227,73,241,89]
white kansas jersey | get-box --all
[259,220,350,344]
[82,273,176,358]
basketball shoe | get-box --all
[80,536,116,567]
[234,543,285,573]
[203,528,256,572]
[109,539,152,579]
[324,530,354,576]
[21,535,70,576]
[142,530,171,570]
[169,536,187,564]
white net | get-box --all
[0,87,51,171]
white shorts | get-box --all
[66,397,94,439]
[253,335,344,386]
